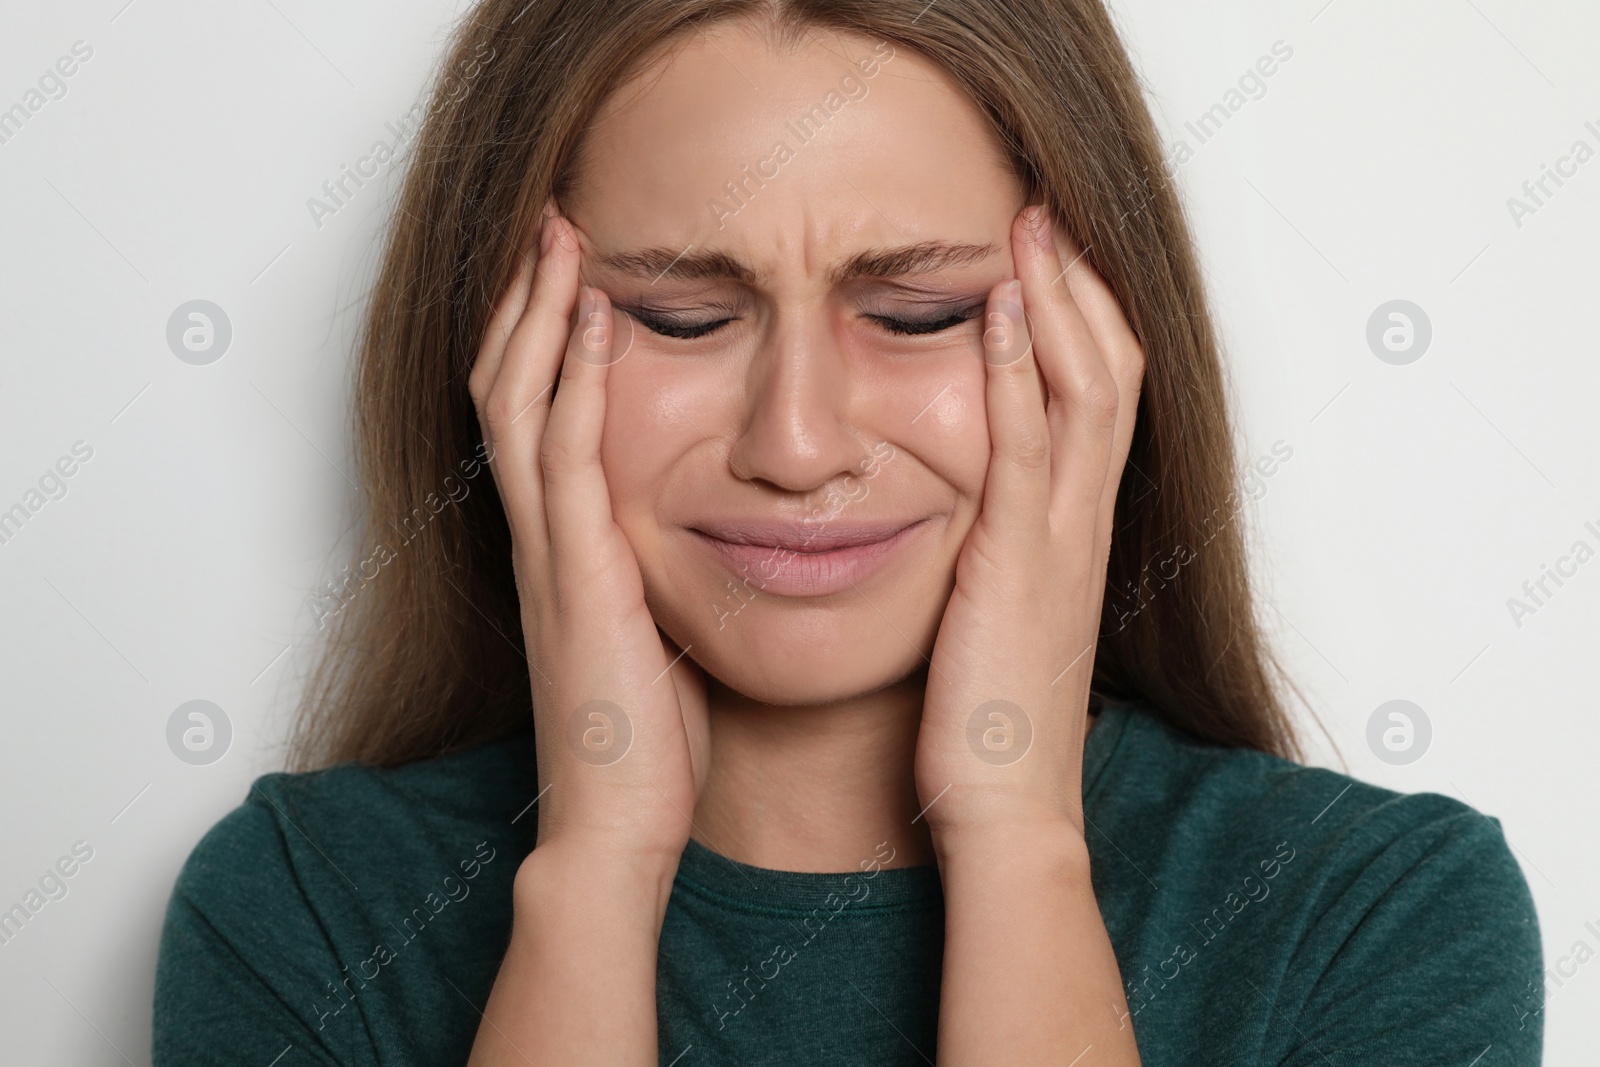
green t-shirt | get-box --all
[152,702,1544,1065]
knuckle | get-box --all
[1080,376,1120,430]
[467,363,493,410]
[512,550,549,598]
[539,436,580,475]
[1008,426,1051,470]
[482,390,526,433]
[1123,341,1147,373]
[1121,343,1148,386]
[467,351,496,403]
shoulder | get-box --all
[155,730,538,1063]
[249,727,538,834]
[1094,699,1526,878]
[174,726,537,919]
[1090,702,1544,1061]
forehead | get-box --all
[564,21,1023,271]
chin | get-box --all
[669,599,937,707]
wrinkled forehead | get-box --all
[561,21,1023,278]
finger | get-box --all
[1048,225,1146,535]
[978,272,1051,548]
[1011,205,1118,531]
[496,211,581,443]
[469,248,536,502]
[540,283,623,596]
[481,213,584,554]
[469,198,556,406]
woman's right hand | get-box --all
[468,200,709,866]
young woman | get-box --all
[152,1,1543,1064]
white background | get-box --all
[0,0,1595,1063]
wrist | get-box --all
[930,810,1091,876]
[513,834,682,922]
[533,796,692,871]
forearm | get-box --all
[466,839,678,1066]
[934,822,1140,1065]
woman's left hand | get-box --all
[913,202,1145,844]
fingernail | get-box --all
[983,279,1027,366]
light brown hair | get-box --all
[288,0,1306,771]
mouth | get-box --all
[687,518,931,599]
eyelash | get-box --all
[625,307,981,341]
[632,314,732,341]
[871,310,979,336]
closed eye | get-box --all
[868,310,980,336]
[620,304,984,340]
[612,300,737,339]
[628,311,733,340]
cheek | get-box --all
[598,357,728,537]
[873,355,990,499]
[599,365,676,511]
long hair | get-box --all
[288,0,1306,771]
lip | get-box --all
[688,518,930,598]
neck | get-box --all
[690,670,936,873]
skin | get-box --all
[464,19,1145,1066]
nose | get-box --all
[724,308,872,495]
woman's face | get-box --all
[562,21,1028,705]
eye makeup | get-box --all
[609,295,991,342]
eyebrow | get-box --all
[587,240,1002,287]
